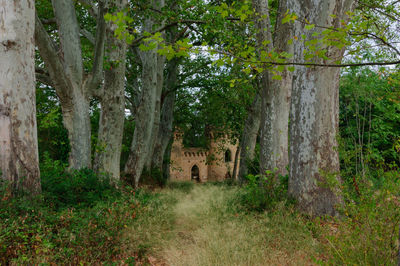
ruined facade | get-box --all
[170,130,239,182]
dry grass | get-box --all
[155,184,322,266]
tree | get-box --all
[251,0,293,178]
[0,0,41,194]
[35,0,107,169]
[288,0,355,216]
[124,0,166,187]
[93,0,128,180]
[237,86,261,181]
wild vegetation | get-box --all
[1,0,400,264]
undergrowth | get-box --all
[0,159,176,265]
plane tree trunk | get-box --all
[238,91,262,182]
[125,0,166,186]
[253,0,293,178]
[151,57,180,169]
[35,0,107,169]
[94,0,128,180]
[0,0,41,194]
[288,0,355,216]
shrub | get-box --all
[139,167,168,187]
[40,158,120,210]
[0,178,163,264]
[234,170,291,212]
[166,181,195,193]
[322,170,400,265]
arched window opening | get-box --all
[224,149,232,162]
[191,165,200,182]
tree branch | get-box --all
[35,15,71,99]
[36,73,54,87]
[87,1,107,94]
[40,17,56,25]
[212,48,400,67]
[130,19,206,47]
[52,0,84,85]
[77,0,98,17]
[80,28,95,45]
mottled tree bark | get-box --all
[35,0,106,169]
[125,0,166,186]
[151,58,179,169]
[124,41,158,186]
[254,0,293,178]
[94,0,127,180]
[288,0,354,216]
[238,91,261,182]
[144,52,166,170]
[232,145,240,180]
[0,0,41,194]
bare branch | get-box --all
[87,1,107,93]
[40,17,56,25]
[36,73,54,87]
[131,19,206,47]
[77,0,98,17]
[212,48,400,67]
[80,28,95,45]
[35,15,71,99]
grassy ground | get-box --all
[131,183,323,265]
[2,180,398,265]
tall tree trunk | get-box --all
[144,53,166,170]
[51,0,91,169]
[35,0,106,169]
[125,45,158,186]
[238,91,262,181]
[232,145,240,180]
[62,93,91,169]
[125,0,165,186]
[288,0,354,216]
[151,57,179,169]
[125,18,160,186]
[94,0,128,180]
[254,0,293,178]
[0,0,41,194]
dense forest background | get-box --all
[1,0,400,264]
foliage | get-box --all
[166,181,195,193]
[139,167,168,188]
[36,86,69,163]
[339,68,400,181]
[39,156,120,210]
[234,171,291,212]
[319,170,400,265]
[0,165,172,264]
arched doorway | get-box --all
[191,165,200,182]
[224,149,232,162]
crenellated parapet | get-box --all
[170,127,240,182]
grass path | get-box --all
[148,184,321,266]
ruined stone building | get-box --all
[170,130,239,182]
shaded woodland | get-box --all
[1,0,400,264]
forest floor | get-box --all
[128,184,323,266]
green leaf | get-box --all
[305,24,315,30]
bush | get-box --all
[322,170,400,265]
[166,181,195,193]
[40,157,120,210]
[234,171,291,212]
[139,167,168,187]
[0,177,161,264]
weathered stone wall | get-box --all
[170,131,239,182]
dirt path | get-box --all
[147,184,319,266]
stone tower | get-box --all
[169,129,239,182]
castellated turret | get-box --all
[170,128,239,182]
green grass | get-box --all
[1,175,399,265]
